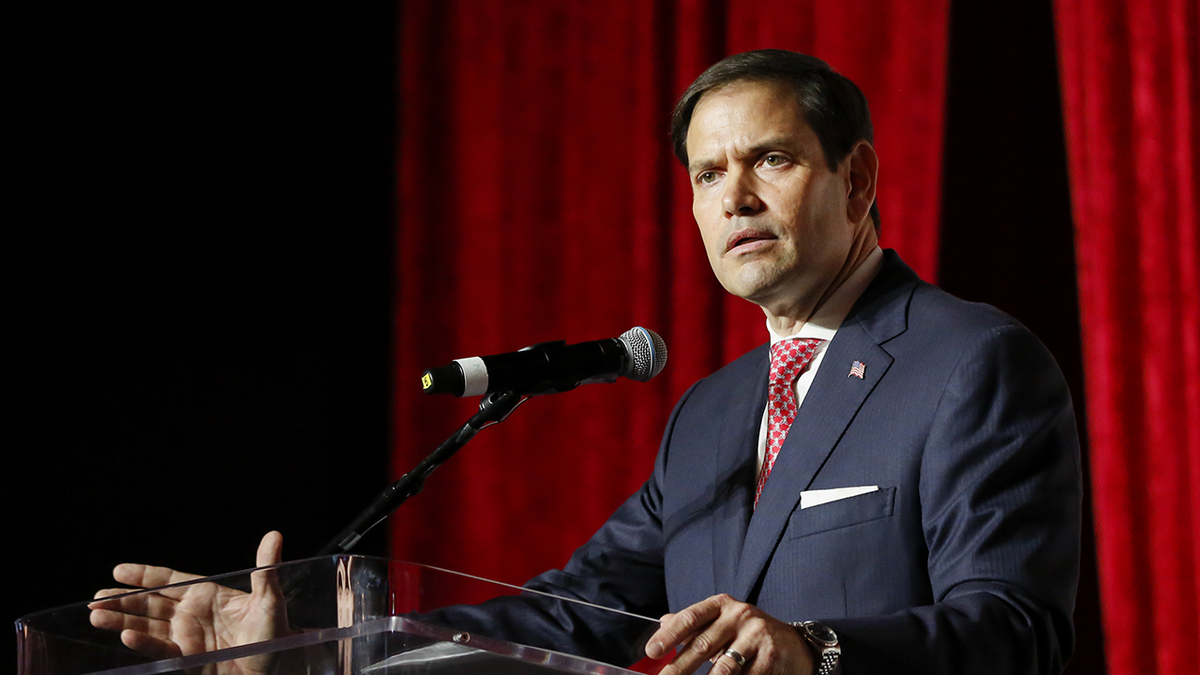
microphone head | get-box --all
[619,326,668,382]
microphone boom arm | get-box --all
[317,389,526,555]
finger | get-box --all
[257,531,283,568]
[250,531,283,591]
[90,608,164,637]
[89,589,179,621]
[646,597,726,659]
[660,598,753,675]
[91,605,181,643]
[112,562,205,594]
[664,620,742,675]
[93,587,136,601]
[120,628,185,662]
[251,531,288,613]
[710,641,754,675]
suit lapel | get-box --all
[710,348,768,593]
[732,252,918,599]
[733,326,893,598]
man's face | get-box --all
[685,80,868,319]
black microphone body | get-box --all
[421,327,667,397]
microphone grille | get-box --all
[619,326,668,382]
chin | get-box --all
[725,266,783,301]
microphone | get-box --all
[421,326,667,397]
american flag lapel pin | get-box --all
[848,360,866,379]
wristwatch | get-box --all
[793,620,840,675]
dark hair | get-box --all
[670,49,880,229]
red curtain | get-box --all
[1053,0,1200,673]
[390,0,949,594]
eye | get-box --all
[763,154,787,167]
[696,170,719,185]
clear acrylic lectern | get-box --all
[16,556,662,675]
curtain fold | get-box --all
[1053,0,1200,672]
[391,0,949,598]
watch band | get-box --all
[792,620,840,675]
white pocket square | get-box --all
[800,485,879,509]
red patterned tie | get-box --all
[755,337,825,508]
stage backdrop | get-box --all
[388,0,949,592]
[386,2,1200,675]
[1054,0,1200,673]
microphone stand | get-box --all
[318,390,526,555]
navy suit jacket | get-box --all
[447,251,1081,675]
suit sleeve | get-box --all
[416,384,698,665]
[827,324,1082,675]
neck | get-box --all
[764,230,878,336]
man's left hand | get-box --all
[645,594,814,675]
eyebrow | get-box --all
[687,136,800,174]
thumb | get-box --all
[250,531,285,602]
[256,531,284,568]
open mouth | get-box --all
[726,229,775,253]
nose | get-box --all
[722,169,763,217]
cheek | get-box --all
[693,209,723,260]
[699,229,724,265]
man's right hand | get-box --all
[89,531,292,673]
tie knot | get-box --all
[769,338,825,387]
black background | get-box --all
[11,1,398,656]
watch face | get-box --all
[803,621,838,645]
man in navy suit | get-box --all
[502,49,1082,675]
[95,50,1081,675]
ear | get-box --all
[844,141,878,226]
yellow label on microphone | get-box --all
[421,373,433,390]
